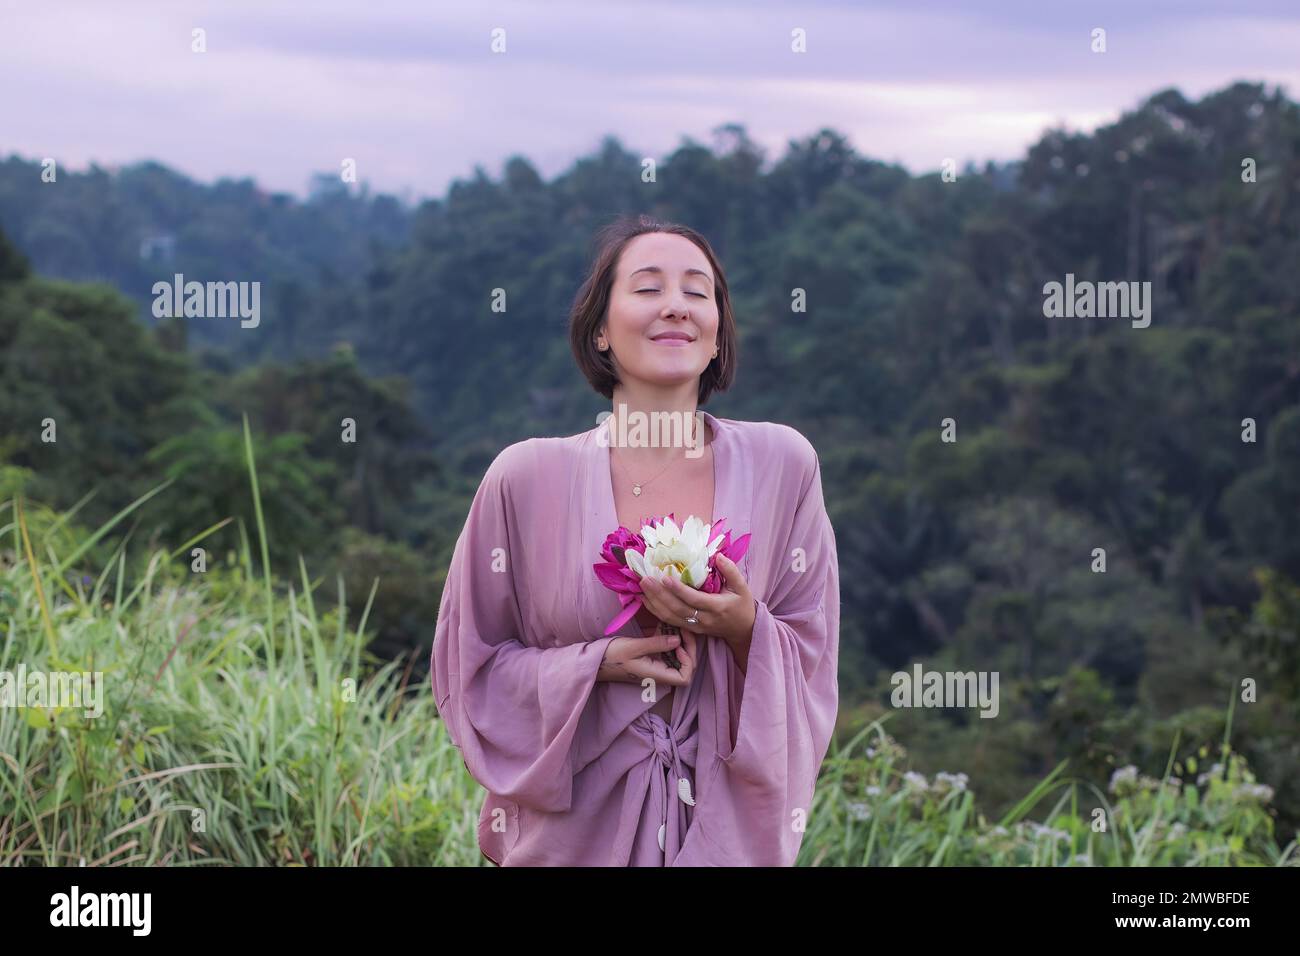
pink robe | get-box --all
[430,410,839,866]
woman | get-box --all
[430,214,839,866]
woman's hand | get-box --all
[598,632,697,688]
[662,625,702,686]
[638,554,756,651]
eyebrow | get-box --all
[628,265,714,287]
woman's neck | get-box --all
[606,387,708,469]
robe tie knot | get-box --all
[636,711,700,855]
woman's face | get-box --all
[600,232,720,392]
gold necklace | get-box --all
[613,449,679,497]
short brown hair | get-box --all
[569,214,737,405]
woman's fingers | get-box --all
[636,638,693,686]
[642,577,708,629]
[610,634,676,662]
[651,632,682,653]
[714,554,752,599]
[665,630,698,684]
[638,655,690,686]
[672,630,695,670]
[606,633,703,687]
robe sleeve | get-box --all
[678,433,840,866]
[430,442,619,814]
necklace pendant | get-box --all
[632,484,642,496]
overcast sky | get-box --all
[2,0,1297,202]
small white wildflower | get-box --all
[1029,823,1069,843]
[934,771,969,793]
[1196,762,1225,787]
[846,801,872,821]
[1108,765,1138,795]
[866,785,881,797]
[1233,783,1274,805]
[902,771,929,792]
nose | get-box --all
[661,290,691,320]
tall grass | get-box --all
[0,415,483,865]
[801,716,1297,866]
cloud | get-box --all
[0,0,1295,198]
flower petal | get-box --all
[604,597,642,635]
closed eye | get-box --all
[636,289,709,298]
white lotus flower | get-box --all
[625,514,725,589]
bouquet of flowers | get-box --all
[593,514,751,668]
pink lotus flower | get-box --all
[593,512,751,636]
